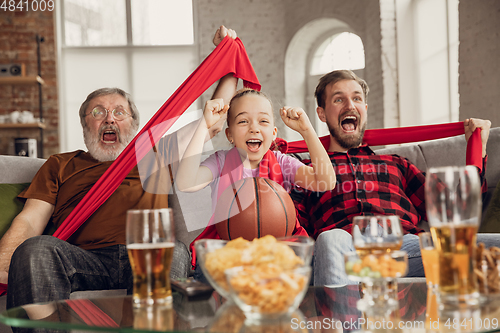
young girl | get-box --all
[175,89,336,272]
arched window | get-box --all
[305,32,365,136]
[310,32,365,75]
[284,19,359,140]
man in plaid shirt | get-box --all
[290,70,497,286]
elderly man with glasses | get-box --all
[0,26,238,311]
[1,88,183,311]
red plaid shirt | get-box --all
[291,145,487,239]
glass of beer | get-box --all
[351,215,404,312]
[419,232,439,290]
[425,287,439,330]
[126,208,175,307]
[425,165,481,306]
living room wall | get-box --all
[197,0,388,136]
[0,5,59,157]
[0,0,498,158]
[197,0,500,134]
[459,0,500,128]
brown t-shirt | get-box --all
[19,150,169,250]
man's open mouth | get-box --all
[340,115,358,133]
[246,139,262,152]
[102,130,118,144]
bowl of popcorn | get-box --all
[344,250,408,281]
[195,235,314,314]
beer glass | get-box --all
[352,215,403,255]
[419,232,439,290]
[126,208,175,307]
[351,216,404,314]
[425,165,481,305]
[425,287,439,330]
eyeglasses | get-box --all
[86,106,131,121]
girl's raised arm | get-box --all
[176,99,228,192]
[280,106,336,192]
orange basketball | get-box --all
[214,177,296,241]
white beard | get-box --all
[83,125,136,162]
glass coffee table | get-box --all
[2,281,500,332]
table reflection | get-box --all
[208,300,315,333]
[133,304,174,331]
[4,283,500,333]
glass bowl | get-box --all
[194,238,231,298]
[207,299,310,332]
[344,250,408,281]
[194,236,314,301]
[344,250,408,314]
[225,265,311,321]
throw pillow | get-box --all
[0,183,30,239]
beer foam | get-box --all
[127,242,175,250]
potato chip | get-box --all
[474,243,500,294]
[227,265,307,314]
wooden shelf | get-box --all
[0,122,46,129]
[0,76,45,85]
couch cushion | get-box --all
[418,135,467,169]
[0,156,46,184]
[375,143,428,171]
[169,186,212,248]
[0,183,30,238]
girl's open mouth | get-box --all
[246,139,262,152]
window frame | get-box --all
[305,28,365,135]
[309,30,365,76]
[60,0,196,49]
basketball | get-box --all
[214,177,296,241]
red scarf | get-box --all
[51,36,260,241]
[0,36,259,296]
[189,148,308,268]
[281,122,483,172]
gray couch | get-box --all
[0,127,498,331]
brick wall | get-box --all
[197,0,387,141]
[196,0,288,149]
[379,0,398,129]
[197,0,287,110]
[0,3,58,157]
[362,0,385,130]
[284,0,386,130]
[459,0,500,127]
